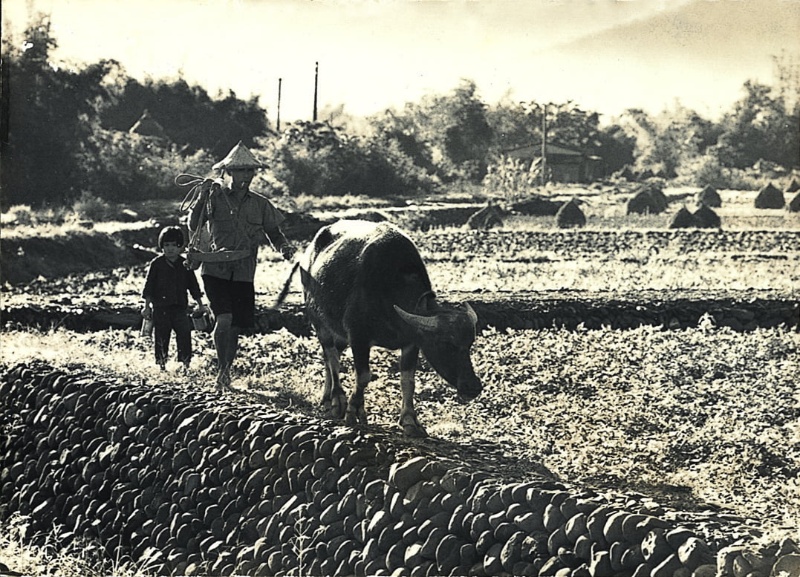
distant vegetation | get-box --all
[1,14,798,212]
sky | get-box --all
[3,0,799,124]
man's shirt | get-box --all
[196,187,285,282]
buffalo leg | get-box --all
[346,343,370,426]
[321,343,347,419]
[399,345,427,438]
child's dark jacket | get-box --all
[142,255,203,308]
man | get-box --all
[188,141,295,390]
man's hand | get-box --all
[199,178,222,196]
[141,305,152,319]
[184,251,201,270]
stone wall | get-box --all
[1,362,797,576]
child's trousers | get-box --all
[153,305,192,366]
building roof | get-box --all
[128,110,167,139]
[504,143,584,159]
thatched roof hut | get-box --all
[785,178,800,193]
[697,185,722,208]
[694,205,721,228]
[555,199,586,228]
[754,183,785,209]
[129,110,168,139]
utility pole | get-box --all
[313,62,319,122]
[541,104,547,187]
[276,78,282,133]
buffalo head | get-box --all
[394,303,482,402]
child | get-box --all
[141,225,206,371]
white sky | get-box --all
[3,0,797,123]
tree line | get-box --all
[2,14,798,210]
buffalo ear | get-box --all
[298,266,313,289]
[394,305,440,332]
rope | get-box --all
[272,261,301,309]
[175,173,208,212]
[175,172,249,259]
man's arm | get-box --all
[265,227,295,261]
[260,195,294,260]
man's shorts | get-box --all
[202,275,255,329]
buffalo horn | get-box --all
[394,305,439,331]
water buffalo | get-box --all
[300,220,482,437]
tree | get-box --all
[595,124,636,175]
[1,14,114,208]
[615,105,722,178]
[485,97,537,154]
[99,76,272,160]
[262,120,434,197]
[371,80,494,183]
[716,80,800,170]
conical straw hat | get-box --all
[212,141,265,170]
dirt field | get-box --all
[1,185,799,574]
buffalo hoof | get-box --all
[345,406,367,426]
[402,423,428,438]
[329,394,347,420]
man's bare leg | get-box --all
[213,313,239,389]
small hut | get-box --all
[555,199,586,228]
[668,207,696,229]
[697,185,722,208]
[693,205,721,228]
[754,183,785,209]
[785,178,800,193]
[129,110,168,140]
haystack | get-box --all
[785,178,800,193]
[614,165,636,181]
[349,210,389,223]
[638,168,655,181]
[466,203,504,230]
[754,183,785,209]
[668,207,696,229]
[788,191,800,213]
[508,196,560,216]
[555,199,586,228]
[697,185,722,208]
[693,205,721,228]
[627,185,667,215]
